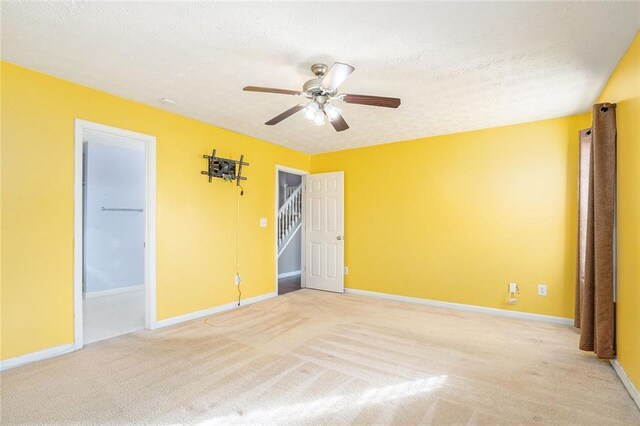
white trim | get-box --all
[278,270,302,279]
[83,129,146,151]
[344,288,574,326]
[611,358,640,409]
[276,165,310,176]
[144,129,158,331]
[83,285,144,299]
[152,292,277,329]
[74,119,157,351]
[0,343,75,371]
[0,291,275,371]
[275,165,309,296]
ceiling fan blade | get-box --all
[329,114,349,132]
[321,62,355,91]
[342,94,401,108]
[265,104,306,125]
[243,86,302,96]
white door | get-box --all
[304,172,344,293]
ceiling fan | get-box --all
[243,62,401,132]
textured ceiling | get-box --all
[2,2,638,154]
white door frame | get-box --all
[275,165,309,295]
[73,119,157,350]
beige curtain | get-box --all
[574,103,616,359]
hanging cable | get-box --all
[235,184,242,305]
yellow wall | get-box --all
[2,34,637,378]
[597,33,640,390]
[312,114,590,319]
[0,62,310,360]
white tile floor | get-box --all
[83,289,145,344]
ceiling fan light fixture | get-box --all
[303,101,321,121]
[323,102,341,120]
[313,112,326,126]
[245,61,400,132]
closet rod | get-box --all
[101,207,144,212]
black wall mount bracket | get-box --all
[201,149,249,186]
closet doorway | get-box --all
[275,166,308,295]
[74,120,156,348]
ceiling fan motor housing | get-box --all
[303,63,337,97]
[303,77,323,95]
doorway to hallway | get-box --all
[276,166,306,295]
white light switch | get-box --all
[260,218,267,227]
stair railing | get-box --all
[278,185,302,250]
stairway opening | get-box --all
[276,168,305,295]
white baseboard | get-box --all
[2,292,277,371]
[152,291,277,329]
[278,270,302,279]
[84,285,143,298]
[344,288,574,326]
[0,343,75,371]
[611,358,640,410]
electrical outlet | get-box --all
[260,218,267,227]
[234,274,241,286]
[509,283,518,293]
[344,266,349,275]
[538,284,547,296]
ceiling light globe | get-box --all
[303,102,320,121]
[324,103,341,120]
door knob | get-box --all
[337,236,342,240]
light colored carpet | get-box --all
[1,289,638,425]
